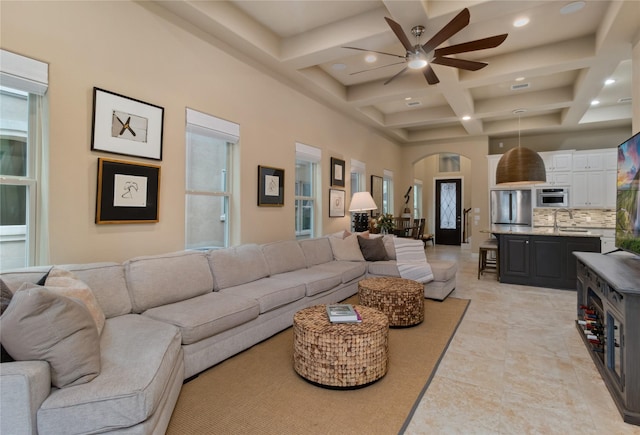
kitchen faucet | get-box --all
[553,208,574,231]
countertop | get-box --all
[487,224,614,238]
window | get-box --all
[413,179,423,219]
[350,159,365,231]
[382,169,394,215]
[0,50,48,271]
[295,143,320,239]
[185,108,238,250]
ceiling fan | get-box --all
[343,8,507,85]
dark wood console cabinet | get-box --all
[498,234,600,289]
[574,252,640,425]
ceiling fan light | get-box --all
[496,147,546,185]
[407,52,427,69]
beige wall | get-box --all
[0,1,401,264]
[402,137,490,253]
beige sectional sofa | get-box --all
[0,235,455,434]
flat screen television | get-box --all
[615,130,640,256]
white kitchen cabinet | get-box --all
[572,171,604,206]
[487,154,502,188]
[573,152,604,171]
[541,151,573,172]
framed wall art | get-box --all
[96,158,161,224]
[258,165,285,206]
[329,189,346,217]
[330,157,345,187]
[371,175,383,217]
[91,87,164,160]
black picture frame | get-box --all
[330,157,345,187]
[258,165,285,206]
[96,158,161,224]
[329,189,346,217]
[91,87,164,161]
[371,175,383,217]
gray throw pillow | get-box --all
[357,235,389,261]
[0,283,101,388]
[0,279,15,362]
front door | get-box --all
[435,179,462,245]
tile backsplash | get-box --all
[533,208,616,228]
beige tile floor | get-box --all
[404,244,640,435]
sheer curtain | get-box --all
[32,94,49,264]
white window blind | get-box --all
[0,49,48,94]
[295,142,321,163]
[350,158,365,174]
[186,108,239,143]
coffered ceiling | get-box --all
[152,0,639,144]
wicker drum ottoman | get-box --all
[293,305,389,388]
[358,277,424,327]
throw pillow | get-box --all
[45,267,106,335]
[328,233,365,262]
[382,235,397,260]
[0,283,101,388]
[0,279,15,362]
[357,235,389,261]
[1,278,12,314]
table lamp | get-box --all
[349,192,378,232]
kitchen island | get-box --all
[489,224,603,289]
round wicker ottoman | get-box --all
[358,277,424,327]
[293,305,389,388]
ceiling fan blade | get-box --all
[421,8,470,53]
[435,34,508,56]
[349,61,407,75]
[423,65,439,85]
[342,46,406,59]
[432,56,488,71]
[384,17,413,51]
[384,67,408,85]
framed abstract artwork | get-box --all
[91,87,164,160]
[96,158,160,224]
[258,165,285,206]
[330,157,345,187]
[329,189,345,217]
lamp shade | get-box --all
[348,191,378,212]
[496,147,546,185]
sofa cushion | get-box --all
[328,234,365,261]
[429,259,458,282]
[357,235,389,261]
[143,292,260,345]
[62,263,132,318]
[219,278,306,313]
[1,284,101,388]
[299,237,334,267]
[44,268,106,335]
[367,260,401,277]
[270,268,343,297]
[313,261,367,284]
[125,250,214,313]
[261,240,307,275]
[207,244,270,290]
[37,314,182,435]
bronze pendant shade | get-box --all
[495,146,546,185]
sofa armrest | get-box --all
[1,361,51,435]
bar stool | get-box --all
[478,239,499,280]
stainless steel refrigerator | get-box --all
[490,190,532,226]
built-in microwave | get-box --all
[536,187,569,207]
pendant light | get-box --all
[495,109,546,185]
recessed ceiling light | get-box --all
[332,63,346,71]
[462,116,471,121]
[591,100,600,106]
[561,1,585,14]
[365,54,377,63]
[515,77,525,82]
[405,97,412,101]
[605,78,616,85]
[513,17,529,27]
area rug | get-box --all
[167,295,470,435]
